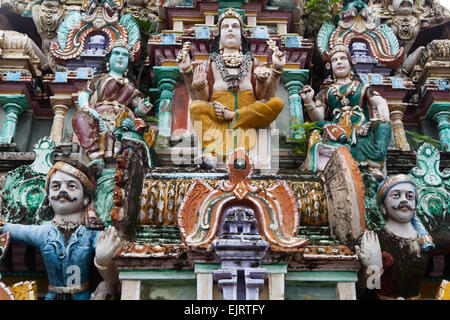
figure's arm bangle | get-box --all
[271,66,283,76]
[192,81,207,90]
[180,65,193,75]
[304,102,316,112]
[94,257,112,271]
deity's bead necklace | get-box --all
[330,80,359,107]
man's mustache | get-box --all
[391,201,415,211]
[50,191,77,202]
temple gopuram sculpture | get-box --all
[300,40,392,179]
[73,39,155,170]
[49,0,142,70]
[177,8,284,168]
[0,161,122,300]
[0,0,448,302]
[357,173,449,299]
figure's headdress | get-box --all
[45,161,96,192]
[376,174,418,205]
[106,38,130,55]
[323,38,351,62]
[217,8,246,28]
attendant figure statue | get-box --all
[0,161,121,300]
[176,8,285,168]
[300,40,391,179]
[356,174,437,300]
[73,39,153,169]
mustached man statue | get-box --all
[355,174,437,300]
[0,161,122,300]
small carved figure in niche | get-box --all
[0,161,122,300]
[356,174,437,300]
[176,8,285,168]
[73,39,153,170]
[300,40,391,180]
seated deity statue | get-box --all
[176,8,285,168]
[0,161,122,300]
[356,175,438,300]
[73,39,153,169]
[300,40,391,179]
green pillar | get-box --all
[0,95,29,144]
[425,102,450,152]
[153,67,181,146]
[434,111,450,152]
[280,69,309,139]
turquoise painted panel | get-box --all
[195,27,210,39]
[54,72,68,83]
[390,77,405,89]
[359,73,369,85]
[286,271,358,282]
[5,71,21,81]
[285,282,337,300]
[370,73,383,85]
[284,36,301,48]
[254,26,269,39]
[162,33,176,45]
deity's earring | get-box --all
[106,62,110,72]
[349,70,354,79]
[325,62,331,70]
[124,68,128,76]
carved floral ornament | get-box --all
[49,0,141,63]
[177,149,308,252]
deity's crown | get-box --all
[217,8,246,28]
[323,38,351,62]
[107,38,130,54]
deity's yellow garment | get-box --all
[190,89,283,158]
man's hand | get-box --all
[95,226,122,267]
[355,230,383,269]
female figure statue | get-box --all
[73,39,152,169]
[300,41,391,179]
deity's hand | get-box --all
[176,42,192,73]
[355,230,383,269]
[135,97,153,117]
[95,226,122,267]
[214,102,235,121]
[267,40,285,72]
[192,62,207,90]
[98,119,109,133]
[299,85,315,104]
[254,66,270,83]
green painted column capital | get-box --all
[280,69,310,88]
[0,94,30,144]
[153,66,182,87]
[0,94,30,114]
[280,69,310,139]
[425,103,450,151]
